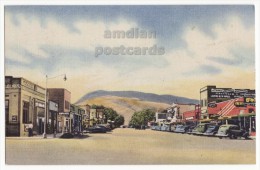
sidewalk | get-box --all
[6,133,63,140]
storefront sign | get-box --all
[208,102,217,108]
[209,88,255,99]
[12,115,17,122]
[49,101,58,111]
[35,102,45,108]
[59,112,70,116]
[244,97,255,104]
[185,117,194,120]
[22,79,35,90]
[5,84,21,89]
[234,101,245,107]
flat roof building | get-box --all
[5,76,46,136]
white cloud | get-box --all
[5,45,31,64]
[5,13,255,101]
[5,13,157,63]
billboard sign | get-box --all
[208,88,255,99]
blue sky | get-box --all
[5,5,255,102]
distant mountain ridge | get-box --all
[76,90,199,105]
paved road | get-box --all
[6,128,256,165]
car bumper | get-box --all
[215,134,228,137]
[203,133,215,136]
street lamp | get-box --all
[43,74,67,139]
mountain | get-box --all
[77,95,171,125]
[75,91,199,125]
[76,90,199,105]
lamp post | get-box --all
[43,74,67,139]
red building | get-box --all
[182,105,200,124]
[207,97,255,136]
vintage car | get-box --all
[229,128,249,139]
[172,124,183,133]
[161,124,170,132]
[215,124,249,139]
[86,125,107,133]
[203,125,220,136]
[97,124,112,132]
[174,125,190,134]
[186,125,197,134]
[191,123,211,135]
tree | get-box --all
[91,104,105,109]
[129,109,155,127]
[114,115,125,127]
[89,105,125,128]
[103,108,118,121]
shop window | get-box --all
[23,101,29,123]
[65,100,70,110]
[5,100,9,123]
[248,108,255,113]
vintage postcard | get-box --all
[1,1,259,170]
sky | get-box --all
[5,5,255,103]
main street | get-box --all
[6,128,255,165]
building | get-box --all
[200,85,255,119]
[182,105,200,124]
[70,104,85,132]
[207,97,256,136]
[89,109,98,126]
[47,88,71,133]
[5,76,46,137]
[48,100,59,134]
[96,108,105,124]
[79,104,91,129]
[155,103,198,124]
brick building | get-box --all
[47,88,71,133]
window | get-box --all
[249,108,255,113]
[23,101,29,123]
[5,100,9,123]
[158,114,166,119]
[65,100,70,110]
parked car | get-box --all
[216,124,245,139]
[154,125,161,131]
[174,125,190,133]
[161,124,170,132]
[186,125,196,134]
[216,124,250,139]
[86,125,107,133]
[229,128,250,139]
[203,125,220,136]
[97,124,112,132]
[191,123,211,135]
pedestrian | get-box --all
[28,124,33,137]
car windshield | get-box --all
[219,125,236,131]
[208,126,216,129]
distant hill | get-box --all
[76,95,171,125]
[76,90,199,105]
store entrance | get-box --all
[38,118,44,134]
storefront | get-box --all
[48,101,58,134]
[5,76,46,137]
[208,97,256,136]
[48,88,71,134]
